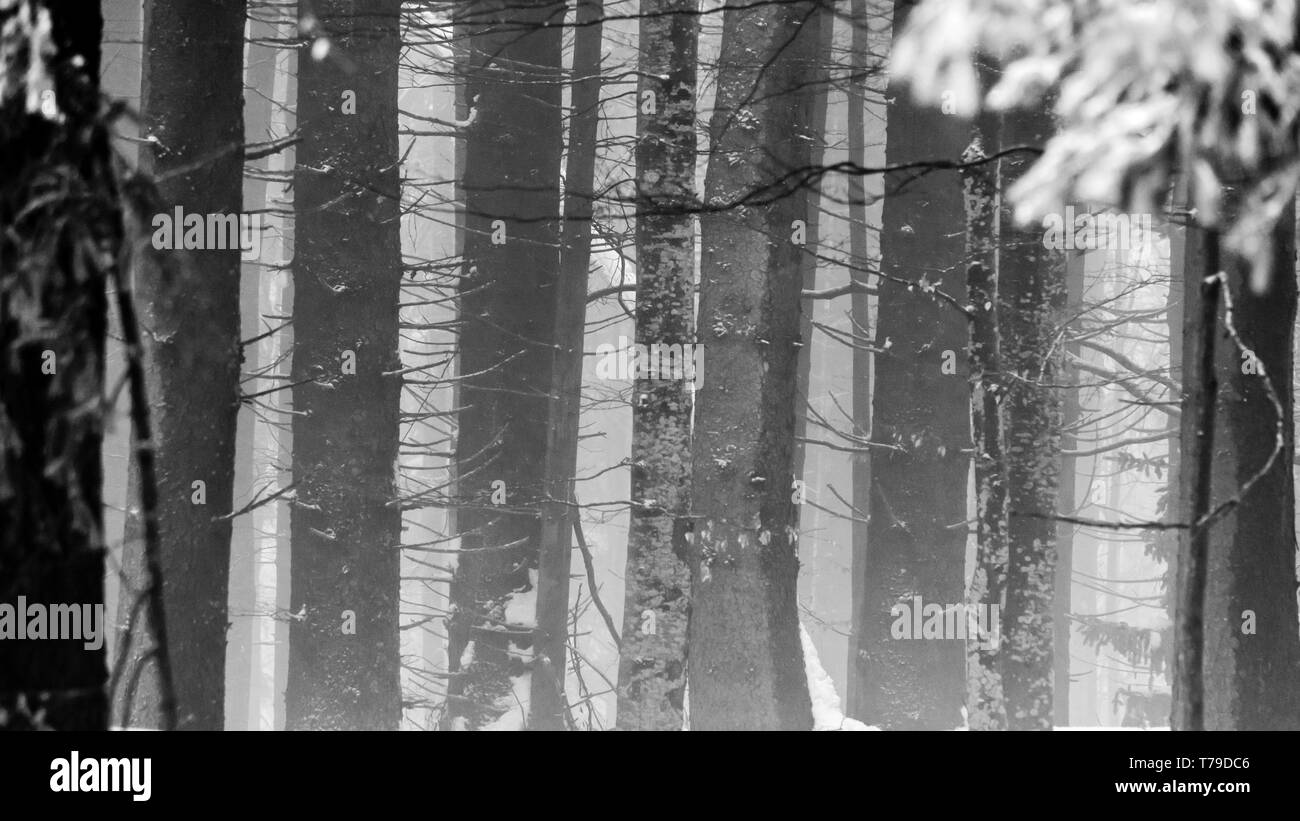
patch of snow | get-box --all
[444,535,460,572]
[681,677,689,730]
[503,569,538,626]
[480,671,530,731]
[800,623,877,731]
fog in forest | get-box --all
[2,0,1299,736]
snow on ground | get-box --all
[800,623,877,731]
[481,671,531,732]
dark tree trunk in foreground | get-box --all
[532,0,603,730]
[852,0,970,729]
[0,0,113,731]
[115,0,246,732]
[961,135,1007,730]
[996,107,1065,730]
[688,0,821,730]
[447,0,564,730]
[1174,221,1219,731]
[286,0,404,730]
[615,0,697,732]
[1174,193,1300,730]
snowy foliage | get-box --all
[892,0,1300,287]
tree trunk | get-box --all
[1174,221,1219,731]
[961,134,1008,730]
[446,0,564,730]
[0,0,114,731]
[285,0,404,730]
[614,0,697,732]
[997,107,1065,730]
[1174,191,1300,730]
[531,0,604,730]
[687,0,821,730]
[112,0,246,731]
[851,0,970,729]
